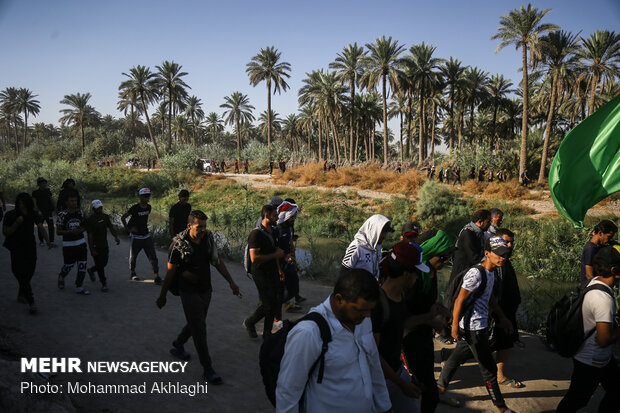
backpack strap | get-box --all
[580,283,615,342]
[300,312,332,384]
[462,264,487,330]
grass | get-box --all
[273,162,426,195]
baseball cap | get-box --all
[91,200,103,209]
[593,245,620,274]
[401,222,419,237]
[139,188,151,196]
[178,189,190,197]
[391,240,430,273]
[269,196,283,207]
[486,236,511,258]
[37,177,47,184]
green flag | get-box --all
[549,94,620,228]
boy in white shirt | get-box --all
[556,245,620,413]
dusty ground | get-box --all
[0,230,609,413]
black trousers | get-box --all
[556,358,620,413]
[438,328,506,408]
[177,290,213,371]
[38,214,54,243]
[59,244,88,287]
[403,329,439,413]
[246,272,280,338]
[89,247,109,284]
[10,247,37,305]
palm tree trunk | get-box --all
[23,111,28,152]
[430,102,437,159]
[330,116,340,162]
[458,109,464,149]
[372,124,376,161]
[131,105,136,147]
[418,94,424,165]
[538,75,558,182]
[491,103,498,151]
[382,75,388,165]
[355,120,360,162]
[406,92,413,158]
[519,42,529,182]
[399,112,403,163]
[318,117,323,161]
[587,73,599,116]
[449,90,455,154]
[141,96,160,159]
[80,122,85,155]
[236,117,241,158]
[267,80,272,151]
[349,85,355,163]
[168,96,173,151]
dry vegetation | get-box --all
[273,162,426,195]
[461,179,545,200]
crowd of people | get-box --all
[0,175,618,412]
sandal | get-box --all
[439,394,461,408]
[499,378,525,388]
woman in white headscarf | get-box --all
[340,214,394,279]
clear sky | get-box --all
[1,0,619,130]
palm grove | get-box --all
[1,4,619,182]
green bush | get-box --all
[415,180,469,235]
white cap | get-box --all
[138,188,151,196]
[91,199,103,209]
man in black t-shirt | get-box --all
[121,188,161,283]
[372,240,426,413]
[32,177,56,246]
[57,194,90,295]
[157,210,240,384]
[86,200,120,292]
[242,204,284,339]
[169,189,191,237]
[580,220,617,288]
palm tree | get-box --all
[462,67,489,147]
[330,43,367,163]
[205,112,224,143]
[578,30,620,115]
[534,30,581,181]
[258,109,282,141]
[440,58,467,153]
[492,3,559,181]
[220,92,255,156]
[117,85,140,147]
[388,93,408,162]
[486,74,513,150]
[401,42,444,164]
[282,113,300,152]
[16,88,40,151]
[156,60,190,149]
[361,36,405,165]
[59,92,101,154]
[120,65,161,159]
[246,46,291,151]
[0,87,20,153]
[184,95,204,144]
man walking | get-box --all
[157,210,240,384]
[276,269,392,413]
[449,210,491,282]
[86,200,120,292]
[341,214,394,279]
[243,205,284,339]
[485,208,504,241]
[121,188,161,283]
[32,177,56,246]
[56,194,90,295]
[169,189,191,238]
[437,236,515,413]
[556,245,620,412]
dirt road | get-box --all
[0,233,606,412]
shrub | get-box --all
[415,180,468,234]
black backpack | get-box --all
[443,264,487,330]
[546,283,613,358]
[259,312,332,407]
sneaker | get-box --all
[87,267,96,282]
[28,305,38,315]
[170,341,191,361]
[285,303,303,313]
[203,367,223,385]
[75,287,91,295]
[242,319,258,338]
[130,275,141,281]
[101,284,109,292]
[39,242,46,247]
[295,295,307,304]
[154,276,163,285]
[58,275,65,290]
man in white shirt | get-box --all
[276,268,392,413]
[556,245,620,413]
[437,236,515,413]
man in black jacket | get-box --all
[449,210,491,282]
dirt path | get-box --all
[0,230,608,412]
